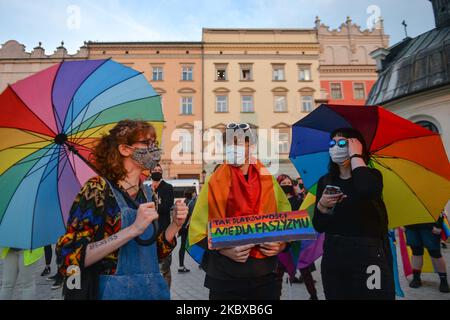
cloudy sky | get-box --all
[0,0,436,54]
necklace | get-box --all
[121,179,139,192]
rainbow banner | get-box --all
[208,210,317,250]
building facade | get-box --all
[0,17,389,181]
[87,42,204,180]
[316,17,389,105]
[0,40,88,92]
[367,0,450,158]
[202,28,321,177]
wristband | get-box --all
[349,154,364,160]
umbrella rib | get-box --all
[71,101,93,140]
[60,59,111,132]
[64,71,144,135]
[29,146,62,249]
[373,155,449,177]
[57,151,71,181]
[71,112,103,144]
[373,157,437,224]
[41,147,67,183]
[23,147,62,179]
[8,149,59,167]
[0,146,56,225]
[50,62,65,131]
[72,124,108,145]
[370,134,439,154]
[68,93,160,138]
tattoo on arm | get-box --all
[88,234,119,250]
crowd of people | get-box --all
[0,120,448,300]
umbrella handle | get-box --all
[134,220,159,246]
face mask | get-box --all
[281,185,294,194]
[131,147,161,170]
[329,145,350,165]
[225,145,246,167]
[151,172,162,182]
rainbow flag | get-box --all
[187,161,292,264]
[278,184,324,277]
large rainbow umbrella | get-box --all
[0,59,164,249]
[290,104,450,229]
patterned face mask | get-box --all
[131,146,161,170]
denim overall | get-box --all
[98,182,170,300]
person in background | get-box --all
[40,245,52,277]
[313,127,395,300]
[178,189,197,273]
[47,239,65,290]
[276,174,318,300]
[294,177,307,202]
[404,211,449,293]
[0,248,43,300]
[150,164,175,288]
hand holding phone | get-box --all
[319,185,347,214]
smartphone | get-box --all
[324,185,342,195]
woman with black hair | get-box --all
[313,128,395,300]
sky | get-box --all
[0,0,436,54]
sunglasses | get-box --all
[227,123,250,130]
[329,139,348,148]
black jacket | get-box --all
[153,180,174,232]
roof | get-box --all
[367,26,450,105]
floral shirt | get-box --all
[56,176,176,276]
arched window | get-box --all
[416,120,439,133]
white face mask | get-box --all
[329,145,350,165]
[225,145,246,167]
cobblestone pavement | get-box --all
[1,242,449,300]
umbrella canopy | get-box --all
[0,59,164,249]
[290,104,450,229]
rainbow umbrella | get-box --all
[290,104,450,229]
[0,59,163,249]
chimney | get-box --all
[429,0,450,28]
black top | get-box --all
[312,167,389,239]
[154,180,174,231]
[288,196,302,211]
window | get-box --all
[274,96,287,112]
[299,65,312,81]
[278,132,290,154]
[216,65,228,81]
[241,95,254,113]
[216,95,228,113]
[152,67,164,81]
[273,66,285,81]
[330,83,343,100]
[240,64,253,81]
[353,83,366,100]
[182,66,193,81]
[180,133,193,153]
[302,96,314,112]
[416,121,439,133]
[180,97,193,115]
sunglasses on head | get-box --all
[227,123,250,131]
[329,139,348,148]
